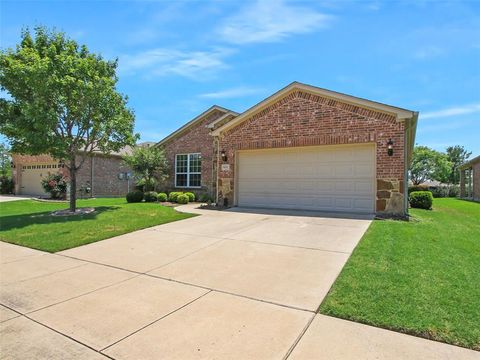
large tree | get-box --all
[409,146,451,185]
[0,142,11,178]
[0,27,137,211]
[123,145,168,192]
[446,145,471,185]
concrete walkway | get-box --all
[0,204,477,359]
[0,195,33,202]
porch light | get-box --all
[387,138,394,156]
[221,150,227,162]
[10,161,15,168]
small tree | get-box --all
[409,146,451,185]
[446,145,471,185]
[123,145,168,192]
[0,27,137,211]
[0,142,11,178]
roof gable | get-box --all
[211,82,417,136]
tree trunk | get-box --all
[69,157,77,212]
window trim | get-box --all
[175,153,202,188]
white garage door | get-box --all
[237,144,375,213]
[20,163,59,196]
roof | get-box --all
[156,105,235,147]
[459,155,480,170]
[210,81,418,164]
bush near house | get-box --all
[168,191,182,202]
[157,192,168,202]
[185,192,195,202]
[143,191,158,202]
[176,194,189,204]
[0,176,14,194]
[126,190,144,203]
[409,191,433,209]
[199,193,213,203]
[41,173,68,199]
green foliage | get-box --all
[168,191,182,202]
[143,191,158,202]
[157,192,168,202]
[0,176,14,194]
[408,185,429,194]
[185,192,195,202]
[126,190,144,203]
[0,26,137,211]
[199,193,213,203]
[41,173,68,199]
[409,146,451,185]
[176,193,189,204]
[123,145,168,192]
[409,191,433,209]
[0,143,12,177]
[446,145,472,185]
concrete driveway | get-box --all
[0,205,477,359]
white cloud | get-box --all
[198,86,265,99]
[118,47,235,79]
[413,45,445,59]
[422,103,480,119]
[217,0,332,44]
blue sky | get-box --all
[1,0,479,155]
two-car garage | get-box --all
[236,144,376,214]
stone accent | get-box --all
[218,90,406,215]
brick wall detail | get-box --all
[217,90,406,214]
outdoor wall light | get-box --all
[10,161,15,168]
[387,138,394,156]
[221,150,227,162]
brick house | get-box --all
[158,82,418,216]
[459,155,480,202]
[12,147,137,197]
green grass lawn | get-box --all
[320,198,480,350]
[0,198,195,252]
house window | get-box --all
[175,153,201,188]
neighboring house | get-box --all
[459,155,480,202]
[158,82,418,216]
[11,145,142,197]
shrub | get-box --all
[144,191,158,202]
[448,185,459,197]
[408,185,429,194]
[41,173,68,199]
[157,192,168,202]
[0,176,14,194]
[126,190,144,203]
[168,191,182,202]
[199,193,212,203]
[176,193,189,204]
[409,191,433,210]
[185,192,195,202]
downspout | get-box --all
[215,136,220,204]
[91,155,95,197]
[404,112,419,217]
[404,125,408,217]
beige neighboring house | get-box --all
[11,144,152,197]
[459,155,480,202]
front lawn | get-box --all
[0,198,195,252]
[320,198,480,350]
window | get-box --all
[175,153,201,188]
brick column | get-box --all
[459,169,466,197]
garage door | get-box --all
[237,144,375,213]
[19,163,60,196]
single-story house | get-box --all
[459,155,480,202]
[158,82,418,216]
[11,144,149,197]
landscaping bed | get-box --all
[320,198,480,350]
[0,198,195,252]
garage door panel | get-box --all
[237,145,375,213]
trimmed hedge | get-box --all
[157,192,168,202]
[199,193,213,203]
[409,191,433,210]
[144,191,158,202]
[126,190,144,203]
[168,192,182,202]
[185,192,195,202]
[177,194,189,204]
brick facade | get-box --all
[12,153,131,197]
[160,109,226,197]
[459,156,480,202]
[216,90,407,214]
